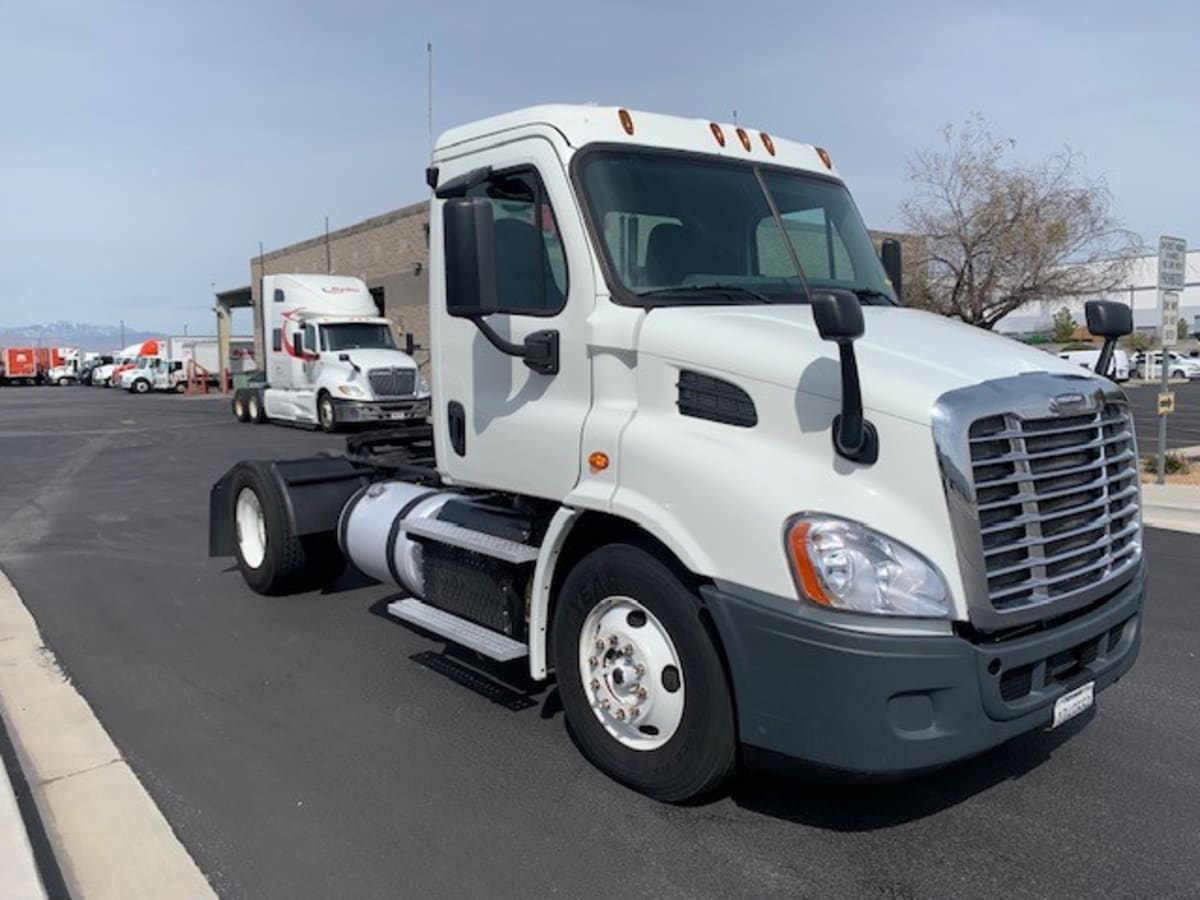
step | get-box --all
[403,518,540,564]
[387,598,528,661]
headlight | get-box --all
[785,515,950,617]
[336,383,365,397]
[418,374,430,396]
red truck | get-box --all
[1,348,39,385]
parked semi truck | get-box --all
[121,335,255,392]
[229,274,428,430]
[210,106,1144,801]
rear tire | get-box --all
[247,392,265,423]
[232,390,250,422]
[551,544,737,802]
[229,461,345,595]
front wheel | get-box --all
[317,392,338,432]
[58,377,71,386]
[552,544,737,802]
[1171,369,1185,379]
[132,378,151,394]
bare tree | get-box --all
[901,116,1142,330]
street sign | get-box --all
[1162,291,1180,347]
[1158,235,1187,291]
[1158,391,1175,415]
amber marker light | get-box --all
[760,132,776,156]
[709,122,726,146]
[735,127,752,151]
[816,147,833,169]
[786,520,832,606]
[618,108,635,135]
[588,451,610,472]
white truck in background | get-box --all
[122,335,255,393]
[211,105,1145,801]
[230,274,429,430]
[1059,348,1130,382]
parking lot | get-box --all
[1125,378,1200,450]
[1,386,1198,899]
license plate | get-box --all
[1051,681,1094,728]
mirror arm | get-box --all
[831,340,878,464]
[469,316,560,376]
[1094,339,1117,378]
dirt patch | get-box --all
[1140,469,1200,486]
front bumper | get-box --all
[332,397,431,424]
[703,562,1144,775]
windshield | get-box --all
[578,150,896,305]
[320,323,396,352]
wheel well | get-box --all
[545,511,722,671]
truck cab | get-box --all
[212,105,1145,801]
[233,274,430,430]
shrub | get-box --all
[1143,452,1191,475]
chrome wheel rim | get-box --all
[578,596,684,751]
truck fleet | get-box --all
[208,105,1146,801]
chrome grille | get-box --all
[368,367,416,398]
[967,403,1140,613]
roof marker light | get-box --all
[760,132,776,156]
[618,108,635,135]
[735,127,752,152]
[816,147,833,169]
[710,122,726,147]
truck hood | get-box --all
[331,348,417,371]
[637,304,1091,425]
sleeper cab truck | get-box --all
[230,274,430,431]
[210,106,1145,801]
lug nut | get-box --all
[636,687,648,701]
[588,656,598,668]
[595,640,605,652]
[629,708,640,720]
[614,708,626,720]
[590,678,600,690]
[635,663,646,677]
[622,644,634,657]
[608,635,620,647]
[599,698,610,709]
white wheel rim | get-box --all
[249,397,258,417]
[235,488,267,569]
[578,596,684,751]
[320,399,333,426]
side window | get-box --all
[756,208,855,281]
[303,324,317,352]
[272,328,282,352]
[465,169,568,314]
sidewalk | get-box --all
[1141,482,1200,535]
[0,743,47,900]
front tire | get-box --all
[58,377,71,386]
[229,461,345,595]
[132,378,151,394]
[1171,369,1185,379]
[317,391,338,432]
[552,544,737,802]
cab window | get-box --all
[465,169,568,315]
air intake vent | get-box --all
[676,371,757,427]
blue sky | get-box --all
[1,0,1196,332]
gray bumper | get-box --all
[703,562,1144,775]
[333,397,431,424]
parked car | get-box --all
[1059,348,1130,382]
[1131,351,1200,380]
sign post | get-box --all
[1156,236,1187,484]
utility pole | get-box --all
[325,216,332,273]
[427,42,434,159]
[120,319,125,347]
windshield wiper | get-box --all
[635,284,772,306]
[850,288,895,305]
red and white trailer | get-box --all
[1,347,39,385]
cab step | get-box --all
[402,518,540,564]
[386,598,528,662]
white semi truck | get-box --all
[230,274,429,430]
[210,106,1144,801]
[121,335,255,393]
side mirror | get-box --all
[880,238,903,301]
[1085,300,1133,379]
[291,333,304,357]
[444,197,498,318]
[812,290,877,465]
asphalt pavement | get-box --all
[0,386,1198,900]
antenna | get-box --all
[732,109,738,125]
[324,216,332,273]
[427,42,434,159]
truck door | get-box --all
[434,136,595,499]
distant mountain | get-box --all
[0,321,158,352]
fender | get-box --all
[209,457,371,557]
[527,507,582,679]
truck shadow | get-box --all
[726,710,1094,829]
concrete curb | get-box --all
[1141,483,1200,535]
[0,569,215,900]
